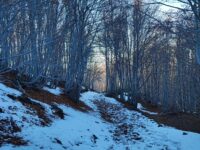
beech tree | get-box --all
[177,0,200,64]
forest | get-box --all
[0,0,200,149]
[1,0,200,113]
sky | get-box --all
[157,0,184,12]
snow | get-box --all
[123,92,129,101]
[0,83,200,150]
[43,86,63,96]
[1,106,116,150]
[0,84,41,128]
[0,83,21,96]
[137,103,158,115]
[118,92,129,101]
[81,91,120,106]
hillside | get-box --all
[0,83,200,150]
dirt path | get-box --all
[94,100,142,143]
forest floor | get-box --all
[115,96,200,134]
[0,81,200,149]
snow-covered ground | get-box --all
[0,85,200,150]
[81,92,200,150]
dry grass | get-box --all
[145,112,200,134]
[25,87,92,112]
[1,71,92,112]
[110,94,200,134]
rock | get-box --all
[91,134,98,143]
[183,132,188,135]
[51,104,65,119]
[54,138,62,145]
[0,108,4,113]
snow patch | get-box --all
[0,85,41,128]
[137,103,158,115]
[81,91,120,110]
[43,87,63,96]
[0,83,22,96]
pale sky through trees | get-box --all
[158,0,184,12]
